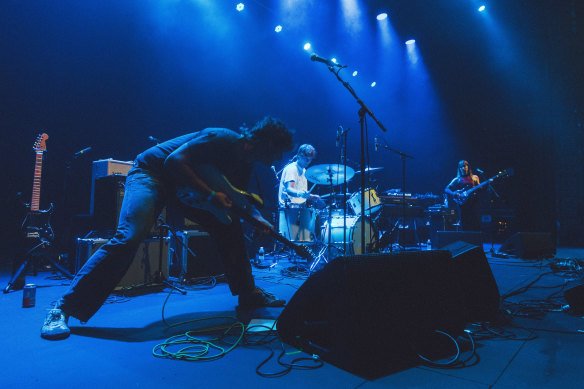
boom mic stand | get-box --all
[320,61,388,253]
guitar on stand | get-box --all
[4,133,73,294]
[176,165,317,264]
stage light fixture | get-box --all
[236,3,244,12]
[331,58,338,64]
[405,39,415,45]
[275,25,282,33]
[376,13,388,21]
[303,42,311,51]
[371,82,376,87]
[478,5,486,12]
[352,71,358,77]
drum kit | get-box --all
[278,163,384,265]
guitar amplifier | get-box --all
[90,159,133,215]
[92,175,126,233]
[167,230,223,281]
[75,237,169,288]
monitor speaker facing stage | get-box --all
[277,251,466,378]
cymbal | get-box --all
[305,164,355,186]
[354,166,383,174]
[320,192,352,198]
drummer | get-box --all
[278,144,323,208]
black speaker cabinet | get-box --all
[167,230,223,281]
[436,231,483,249]
[498,232,555,259]
[277,251,466,378]
[564,282,584,314]
[92,175,126,233]
[75,237,168,288]
[441,241,500,322]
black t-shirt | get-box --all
[134,128,253,189]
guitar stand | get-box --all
[4,240,74,294]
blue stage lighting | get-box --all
[236,3,244,12]
[371,82,377,87]
[352,71,358,77]
[405,39,416,45]
[376,13,388,21]
[331,58,338,64]
[303,43,311,51]
[275,25,282,33]
[478,5,486,12]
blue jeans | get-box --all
[59,167,167,321]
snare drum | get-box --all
[347,188,382,216]
[279,206,317,242]
[321,215,378,255]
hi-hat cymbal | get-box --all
[354,166,384,174]
[305,164,355,186]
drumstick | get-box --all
[308,183,317,193]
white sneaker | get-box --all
[41,308,70,340]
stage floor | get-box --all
[2,245,584,388]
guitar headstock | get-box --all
[499,168,514,178]
[34,133,49,152]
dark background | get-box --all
[1,0,582,262]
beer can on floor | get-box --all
[23,284,36,308]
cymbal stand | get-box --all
[310,172,338,272]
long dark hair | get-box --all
[457,160,473,177]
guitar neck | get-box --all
[31,150,44,211]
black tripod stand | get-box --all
[4,237,74,293]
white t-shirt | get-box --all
[278,161,308,207]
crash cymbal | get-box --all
[354,166,384,174]
[305,164,355,186]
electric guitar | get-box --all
[452,168,514,206]
[21,133,54,242]
[176,165,316,262]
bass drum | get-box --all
[321,216,378,255]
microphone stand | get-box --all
[324,65,387,253]
[341,128,349,251]
[377,142,414,250]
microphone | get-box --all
[374,137,379,152]
[336,126,342,147]
[148,136,161,144]
[476,168,484,174]
[271,165,279,180]
[74,146,92,157]
[310,53,346,68]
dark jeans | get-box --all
[59,167,255,322]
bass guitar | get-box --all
[21,133,54,242]
[453,168,514,206]
[176,165,316,262]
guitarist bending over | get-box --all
[445,160,481,231]
[41,117,294,340]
